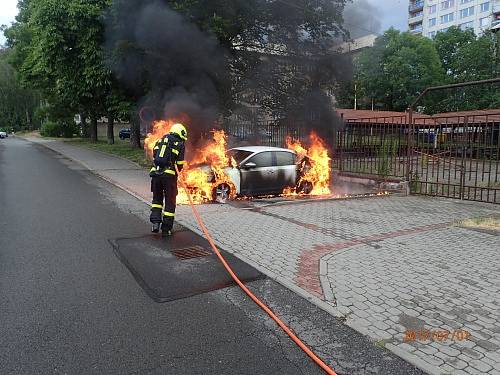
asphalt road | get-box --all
[0,137,426,375]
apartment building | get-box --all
[408,0,500,37]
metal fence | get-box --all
[223,120,311,147]
[339,112,500,204]
[335,116,410,178]
[223,112,500,203]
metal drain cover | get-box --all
[171,245,212,260]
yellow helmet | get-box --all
[169,123,188,140]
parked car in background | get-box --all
[119,128,131,140]
[0,131,7,139]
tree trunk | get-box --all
[26,109,31,130]
[107,114,115,145]
[130,110,141,149]
[90,115,98,143]
[81,113,89,138]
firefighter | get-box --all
[149,123,187,236]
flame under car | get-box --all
[188,146,313,203]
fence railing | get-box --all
[223,120,317,147]
[340,112,500,203]
[223,111,500,203]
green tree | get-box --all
[349,29,444,112]
[432,27,500,111]
[0,49,40,131]
[5,0,132,143]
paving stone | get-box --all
[470,358,494,372]
[448,357,468,370]
[439,345,461,357]
[175,196,500,375]
[464,366,488,375]
[423,355,444,367]
[460,348,485,361]
[419,345,439,355]
[485,351,500,363]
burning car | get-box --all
[144,121,331,205]
[195,146,314,203]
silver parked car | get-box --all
[208,146,312,202]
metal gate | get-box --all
[410,112,500,203]
[337,112,500,204]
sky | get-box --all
[0,0,18,45]
[371,0,408,34]
[0,0,409,45]
[345,0,408,38]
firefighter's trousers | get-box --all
[150,174,178,231]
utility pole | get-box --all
[354,83,357,110]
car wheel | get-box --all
[212,183,232,204]
[297,180,313,195]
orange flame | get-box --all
[144,121,234,204]
[285,132,331,196]
[177,129,236,204]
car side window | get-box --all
[247,152,273,167]
[275,151,296,166]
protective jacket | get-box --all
[149,133,186,177]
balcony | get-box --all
[409,1,424,12]
[408,14,424,24]
[410,24,423,34]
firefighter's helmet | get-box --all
[170,123,188,141]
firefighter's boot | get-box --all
[151,223,161,233]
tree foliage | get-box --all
[432,27,500,111]
[6,0,350,144]
[0,49,40,131]
[339,27,500,113]
[344,29,443,112]
[5,0,132,142]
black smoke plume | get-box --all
[105,0,229,143]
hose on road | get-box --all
[176,166,337,375]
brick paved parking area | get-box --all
[176,196,500,375]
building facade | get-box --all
[408,0,500,38]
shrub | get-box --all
[40,121,78,138]
[61,122,78,138]
[40,122,62,137]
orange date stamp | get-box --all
[404,329,471,343]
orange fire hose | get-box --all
[175,166,337,375]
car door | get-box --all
[239,151,276,195]
[273,151,297,192]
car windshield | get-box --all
[227,150,253,165]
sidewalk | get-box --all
[26,136,500,375]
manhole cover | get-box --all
[171,245,212,260]
[111,234,265,302]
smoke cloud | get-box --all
[343,0,382,39]
[105,0,228,142]
[106,0,350,151]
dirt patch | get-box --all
[459,217,500,231]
